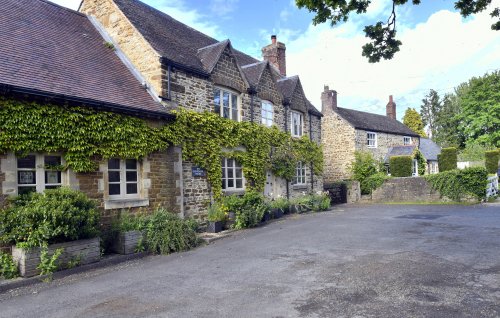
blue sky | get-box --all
[52,0,499,120]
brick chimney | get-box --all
[386,95,396,120]
[321,85,337,115]
[262,35,286,76]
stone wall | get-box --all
[370,177,442,202]
[182,161,211,219]
[355,129,420,161]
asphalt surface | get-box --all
[1,203,500,318]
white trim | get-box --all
[261,100,273,127]
[403,136,412,145]
[16,153,65,195]
[290,111,304,137]
[214,86,240,122]
[221,157,245,191]
[107,158,141,200]
[293,161,306,185]
[367,132,377,148]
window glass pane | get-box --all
[222,168,226,178]
[232,109,238,121]
[18,186,36,195]
[228,179,234,188]
[223,91,230,118]
[109,183,120,195]
[227,159,234,168]
[126,183,138,194]
[126,159,137,170]
[45,185,61,190]
[109,171,120,182]
[222,179,226,189]
[214,89,220,105]
[228,168,234,178]
[108,158,120,169]
[45,171,61,184]
[235,168,242,178]
[44,156,61,167]
[126,171,137,182]
[18,171,35,185]
[17,156,36,169]
[231,94,238,111]
[236,179,242,188]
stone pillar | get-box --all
[386,95,396,120]
[321,85,337,115]
[262,35,286,76]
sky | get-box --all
[51,0,499,120]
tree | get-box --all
[433,93,465,148]
[402,108,426,137]
[295,0,500,63]
[420,89,441,137]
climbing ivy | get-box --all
[0,98,323,199]
[413,148,427,176]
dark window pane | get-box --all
[45,185,61,190]
[109,183,120,195]
[222,180,226,189]
[126,159,137,170]
[214,89,220,104]
[17,156,36,169]
[232,109,238,121]
[228,168,233,178]
[231,94,238,110]
[45,171,61,184]
[18,171,35,185]
[126,183,138,194]
[235,168,242,178]
[18,186,36,195]
[108,158,120,169]
[227,159,234,168]
[108,171,120,182]
[223,106,229,118]
[222,168,226,178]
[228,179,234,188]
[44,156,61,167]
[236,179,242,188]
[223,91,229,107]
[126,171,137,182]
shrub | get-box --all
[0,187,99,249]
[0,251,19,279]
[351,151,379,194]
[438,147,458,172]
[112,211,145,233]
[389,156,413,177]
[206,202,227,222]
[307,193,331,211]
[362,172,391,194]
[425,167,488,201]
[224,192,268,229]
[269,197,289,212]
[485,150,500,174]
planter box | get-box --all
[261,211,271,223]
[11,237,100,277]
[272,208,283,219]
[207,221,224,233]
[112,231,143,255]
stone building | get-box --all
[0,0,323,222]
[321,86,421,182]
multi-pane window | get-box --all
[403,136,411,145]
[294,161,306,185]
[261,101,273,127]
[367,132,377,148]
[17,154,62,195]
[221,158,244,190]
[291,111,303,137]
[108,158,139,198]
[214,87,239,121]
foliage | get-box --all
[0,187,99,249]
[350,151,379,194]
[269,197,290,211]
[438,147,458,172]
[206,202,227,222]
[141,208,198,255]
[485,150,500,174]
[112,211,145,233]
[389,156,413,177]
[0,251,19,279]
[37,247,63,281]
[420,89,440,137]
[458,142,492,161]
[295,0,499,63]
[66,254,82,269]
[229,192,269,229]
[305,192,331,211]
[403,108,426,137]
[413,149,426,176]
[425,167,488,201]
[362,172,390,194]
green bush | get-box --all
[362,172,391,194]
[112,211,145,232]
[425,167,488,201]
[485,150,499,174]
[438,147,458,172]
[269,197,289,212]
[0,251,19,279]
[0,187,99,249]
[206,202,227,222]
[222,192,268,229]
[351,151,379,194]
[307,193,331,211]
[389,156,413,177]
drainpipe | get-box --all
[167,64,172,99]
[309,113,314,192]
[284,100,290,200]
[248,87,256,123]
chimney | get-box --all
[386,95,396,120]
[321,85,337,115]
[262,35,286,76]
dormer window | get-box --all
[214,87,239,122]
[403,136,411,145]
[291,111,303,137]
[261,101,273,127]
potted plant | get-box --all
[206,202,226,233]
[111,212,145,255]
[270,198,287,219]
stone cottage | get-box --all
[384,138,441,175]
[321,86,421,182]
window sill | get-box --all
[222,189,245,196]
[104,198,149,210]
[292,184,308,190]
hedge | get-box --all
[485,150,499,174]
[389,156,413,177]
[424,167,488,201]
[438,147,457,172]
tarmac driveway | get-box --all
[1,203,500,317]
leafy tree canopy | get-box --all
[295,0,499,63]
[402,107,427,137]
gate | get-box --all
[324,182,347,204]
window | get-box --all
[294,161,306,185]
[108,158,139,198]
[412,159,419,176]
[221,158,244,190]
[261,101,273,127]
[367,132,377,148]
[291,111,303,137]
[17,154,62,195]
[214,87,239,121]
[403,136,411,145]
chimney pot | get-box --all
[262,35,286,76]
[386,95,396,120]
[321,86,337,115]
[271,35,277,44]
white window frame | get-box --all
[290,111,303,137]
[221,157,245,191]
[403,136,411,145]
[107,158,140,200]
[367,132,377,148]
[16,154,64,195]
[294,161,306,185]
[214,87,240,122]
[261,100,274,127]
[412,159,419,176]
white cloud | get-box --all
[47,0,81,10]
[209,0,239,18]
[286,5,500,120]
[280,7,291,22]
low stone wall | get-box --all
[112,231,143,255]
[371,177,443,203]
[12,237,100,277]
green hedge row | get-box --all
[438,147,457,172]
[389,156,413,177]
[485,150,499,174]
[424,167,488,201]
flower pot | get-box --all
[261,211,271,223]
[290,205,299,214]
[272,208,283,219]
[224,211,236,229]
[207,221,224,233]
[112,230,143,255]
[283,206,290,214]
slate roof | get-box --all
[0,0,167,117]
[336,107,419,136]
[277,76,299,101]
[384,146,416,163]
[241,62,268,87]
[419,138,441,161]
